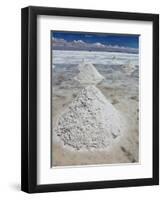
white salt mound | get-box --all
[74,62,104,85]
[123,61,136,75]
[54,85,125,150]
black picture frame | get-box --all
[21,6,159,193]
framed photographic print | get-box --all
[21,6,159,193]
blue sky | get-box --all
[52,31,139,48]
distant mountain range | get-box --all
[52,38,138,54]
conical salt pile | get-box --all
[123,61,136,75]
[74,62,104,85]
[54,85,125,150]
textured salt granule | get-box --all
[54,85,125,150]
[74,62,104,85]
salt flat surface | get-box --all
[52,50,139,166]
[52,50,139,66]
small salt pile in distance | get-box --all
[74,62,104,85]
[123,60,136,75]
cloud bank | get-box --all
[52,38,138,54]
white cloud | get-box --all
[52,38,138,54]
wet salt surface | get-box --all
[52,50,139,66]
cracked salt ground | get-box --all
[54,85,126,150]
